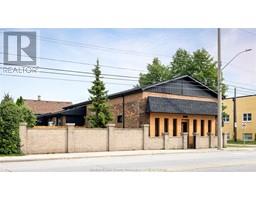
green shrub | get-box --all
[0,95,36,154]
[0,101,22,154]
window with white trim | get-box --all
[243,113,252,122]
[223,115,230,123]
[243,133,253,141]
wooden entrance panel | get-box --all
[181,120,188,133]
[182,119,195,149]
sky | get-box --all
[0,28,256,104]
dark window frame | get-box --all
[164,118,169,133]
[155,118,160,137]
[173,119,177,136]
[201,120,205,136]
[193,119,197,133]
[208,120,212,133]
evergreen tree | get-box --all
[1,93,13,104]
[16,96,24,106]
[87,59,112,128]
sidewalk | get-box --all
[1,147,256,163]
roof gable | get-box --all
[64,75,217,109]
[142,75,217,98]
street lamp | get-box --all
[222,49,252,70]
[217,28,252,150]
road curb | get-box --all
[0,149,220,163]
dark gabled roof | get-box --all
[64,75,218,109]
[142,75,217,95]
[37,105,85,118]
[64,87,142,109]
[147,96,217,116]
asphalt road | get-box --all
[1,149,256,172]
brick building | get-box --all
[63,75,218,148]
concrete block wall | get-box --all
[110,128,143,151]
[198,136,210,149]
[72,128,108,152]
[19,123,227,155]
[27,127,67,154]
[164,135,183,150]
[19,123,146,154]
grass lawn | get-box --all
[228,139,256,145]
[227,144,255,148]
[0,154,23,157]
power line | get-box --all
[226,84,256,93]
[2,62,256,94]
[238,29,256,36]
[0,51,146,72]
[0,66,138,82]
[0,30,170,58]
[225,80,256,91]
[0,73,135,86]
[0,62,140,79]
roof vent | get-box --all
[38,95,41,101]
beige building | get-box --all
[223,95,256,141]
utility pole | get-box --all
[217,28,223,150]
[233,88,237,141]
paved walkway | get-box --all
[1,147,255,163]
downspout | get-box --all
[122,95,125,128]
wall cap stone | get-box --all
[20,122,28,126]
[106,124,115,127]
[141,124,150,127]
[66,123,75,126]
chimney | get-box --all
[38,95,41,101]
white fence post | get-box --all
[142,124,149,150]
[19,122,28,154]
[107,124,115,151]
[66,123,75,153]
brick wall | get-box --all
[86,92,149,128]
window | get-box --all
[193,120,197,133]
[117,115,123,123]
[223,115,230,123]
[208,120,212,133]
[243,113,252,122]
[173,119,177,136]
[200,120,205,136]
[164,118,169,133]
[155,118,160,137]
[243,133,253,141]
